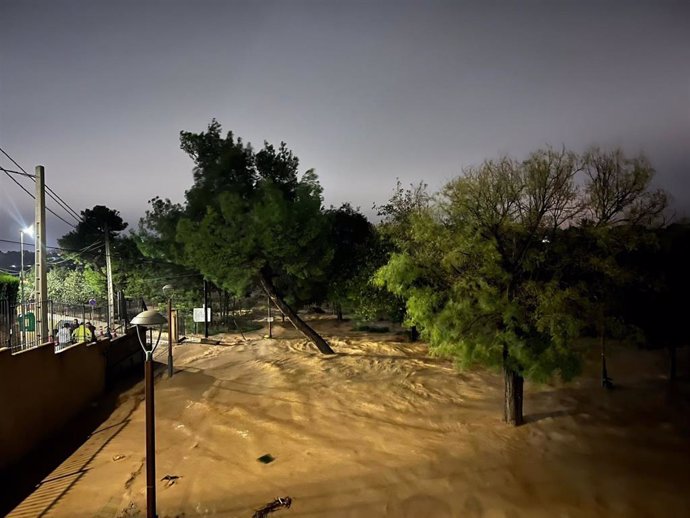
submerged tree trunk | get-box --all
[502,343,524,426]
[258,270,335,355]
[600,316,613,389]
[503,367,524,426]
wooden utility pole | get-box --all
[34,165,48,343]
[105,223,115,330]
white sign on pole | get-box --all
[267,317,275,323]
[193,307,211,323]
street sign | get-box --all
[19,312,36,332]
[267,317,275,323]
[193,307,211,323]
[88,298,97,306]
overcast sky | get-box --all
[1,0,688,249]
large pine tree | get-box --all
[140,120,335,354]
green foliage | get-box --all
[140,120,333,307]
[46,266,100,304]
[321,204,402,320]
[0,274,19,302]
[58,205,128,270]
[375,147,666,383]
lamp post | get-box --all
[162,284,174,378]
[20,225,34,349]
[131,309,167,518]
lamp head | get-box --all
[162,284,174,297]
[131,310,167,327]
[132,310,167,355]
[21,225,34,238]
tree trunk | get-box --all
[258,270,334,355]
[503,367,524,426]
[600,313,613,389]
[601,331,609,388]
[336,303,343,321]
[409,325,419,343]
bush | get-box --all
[353,323,390,333]
[0,274,19,303]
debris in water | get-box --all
[161,474,182,487]
[257,454,275,464]
[252,496,292,518]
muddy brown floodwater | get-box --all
[6,317,690,517]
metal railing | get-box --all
[52,302,110,352]
[1,298,137,353]
[1,299,55,353]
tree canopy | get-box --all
[375,147,667,424]
[139,120,335,353]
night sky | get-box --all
[1,0,688,249]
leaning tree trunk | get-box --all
[258,270,335,355]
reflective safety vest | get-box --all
[72,324,93,343]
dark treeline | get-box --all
[14,121,687,426]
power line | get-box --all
[0,166,32,178]
[47,240,104,265]
[0,237,93,253]
[1,168,78,228]
[1,167,35,201]
[45,184,82,222]
[0,145,82,227]
[0,145,31,176]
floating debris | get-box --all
[252,496,292,518]
[257,454,275,464]
[161,474,182,487]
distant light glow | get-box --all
[21,224,34,238]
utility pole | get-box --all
[20,229,25,349]
[105,223,115,331]
[34,165,48,343]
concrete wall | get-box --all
[0,329,143,471]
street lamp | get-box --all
[162,284,174,378]
[131,309,167,518]
[20,225,34,349]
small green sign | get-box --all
[19,312,36,332]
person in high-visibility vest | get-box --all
[72,323,93,343]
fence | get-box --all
[1,299,54,352]
[0,298,138,354]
